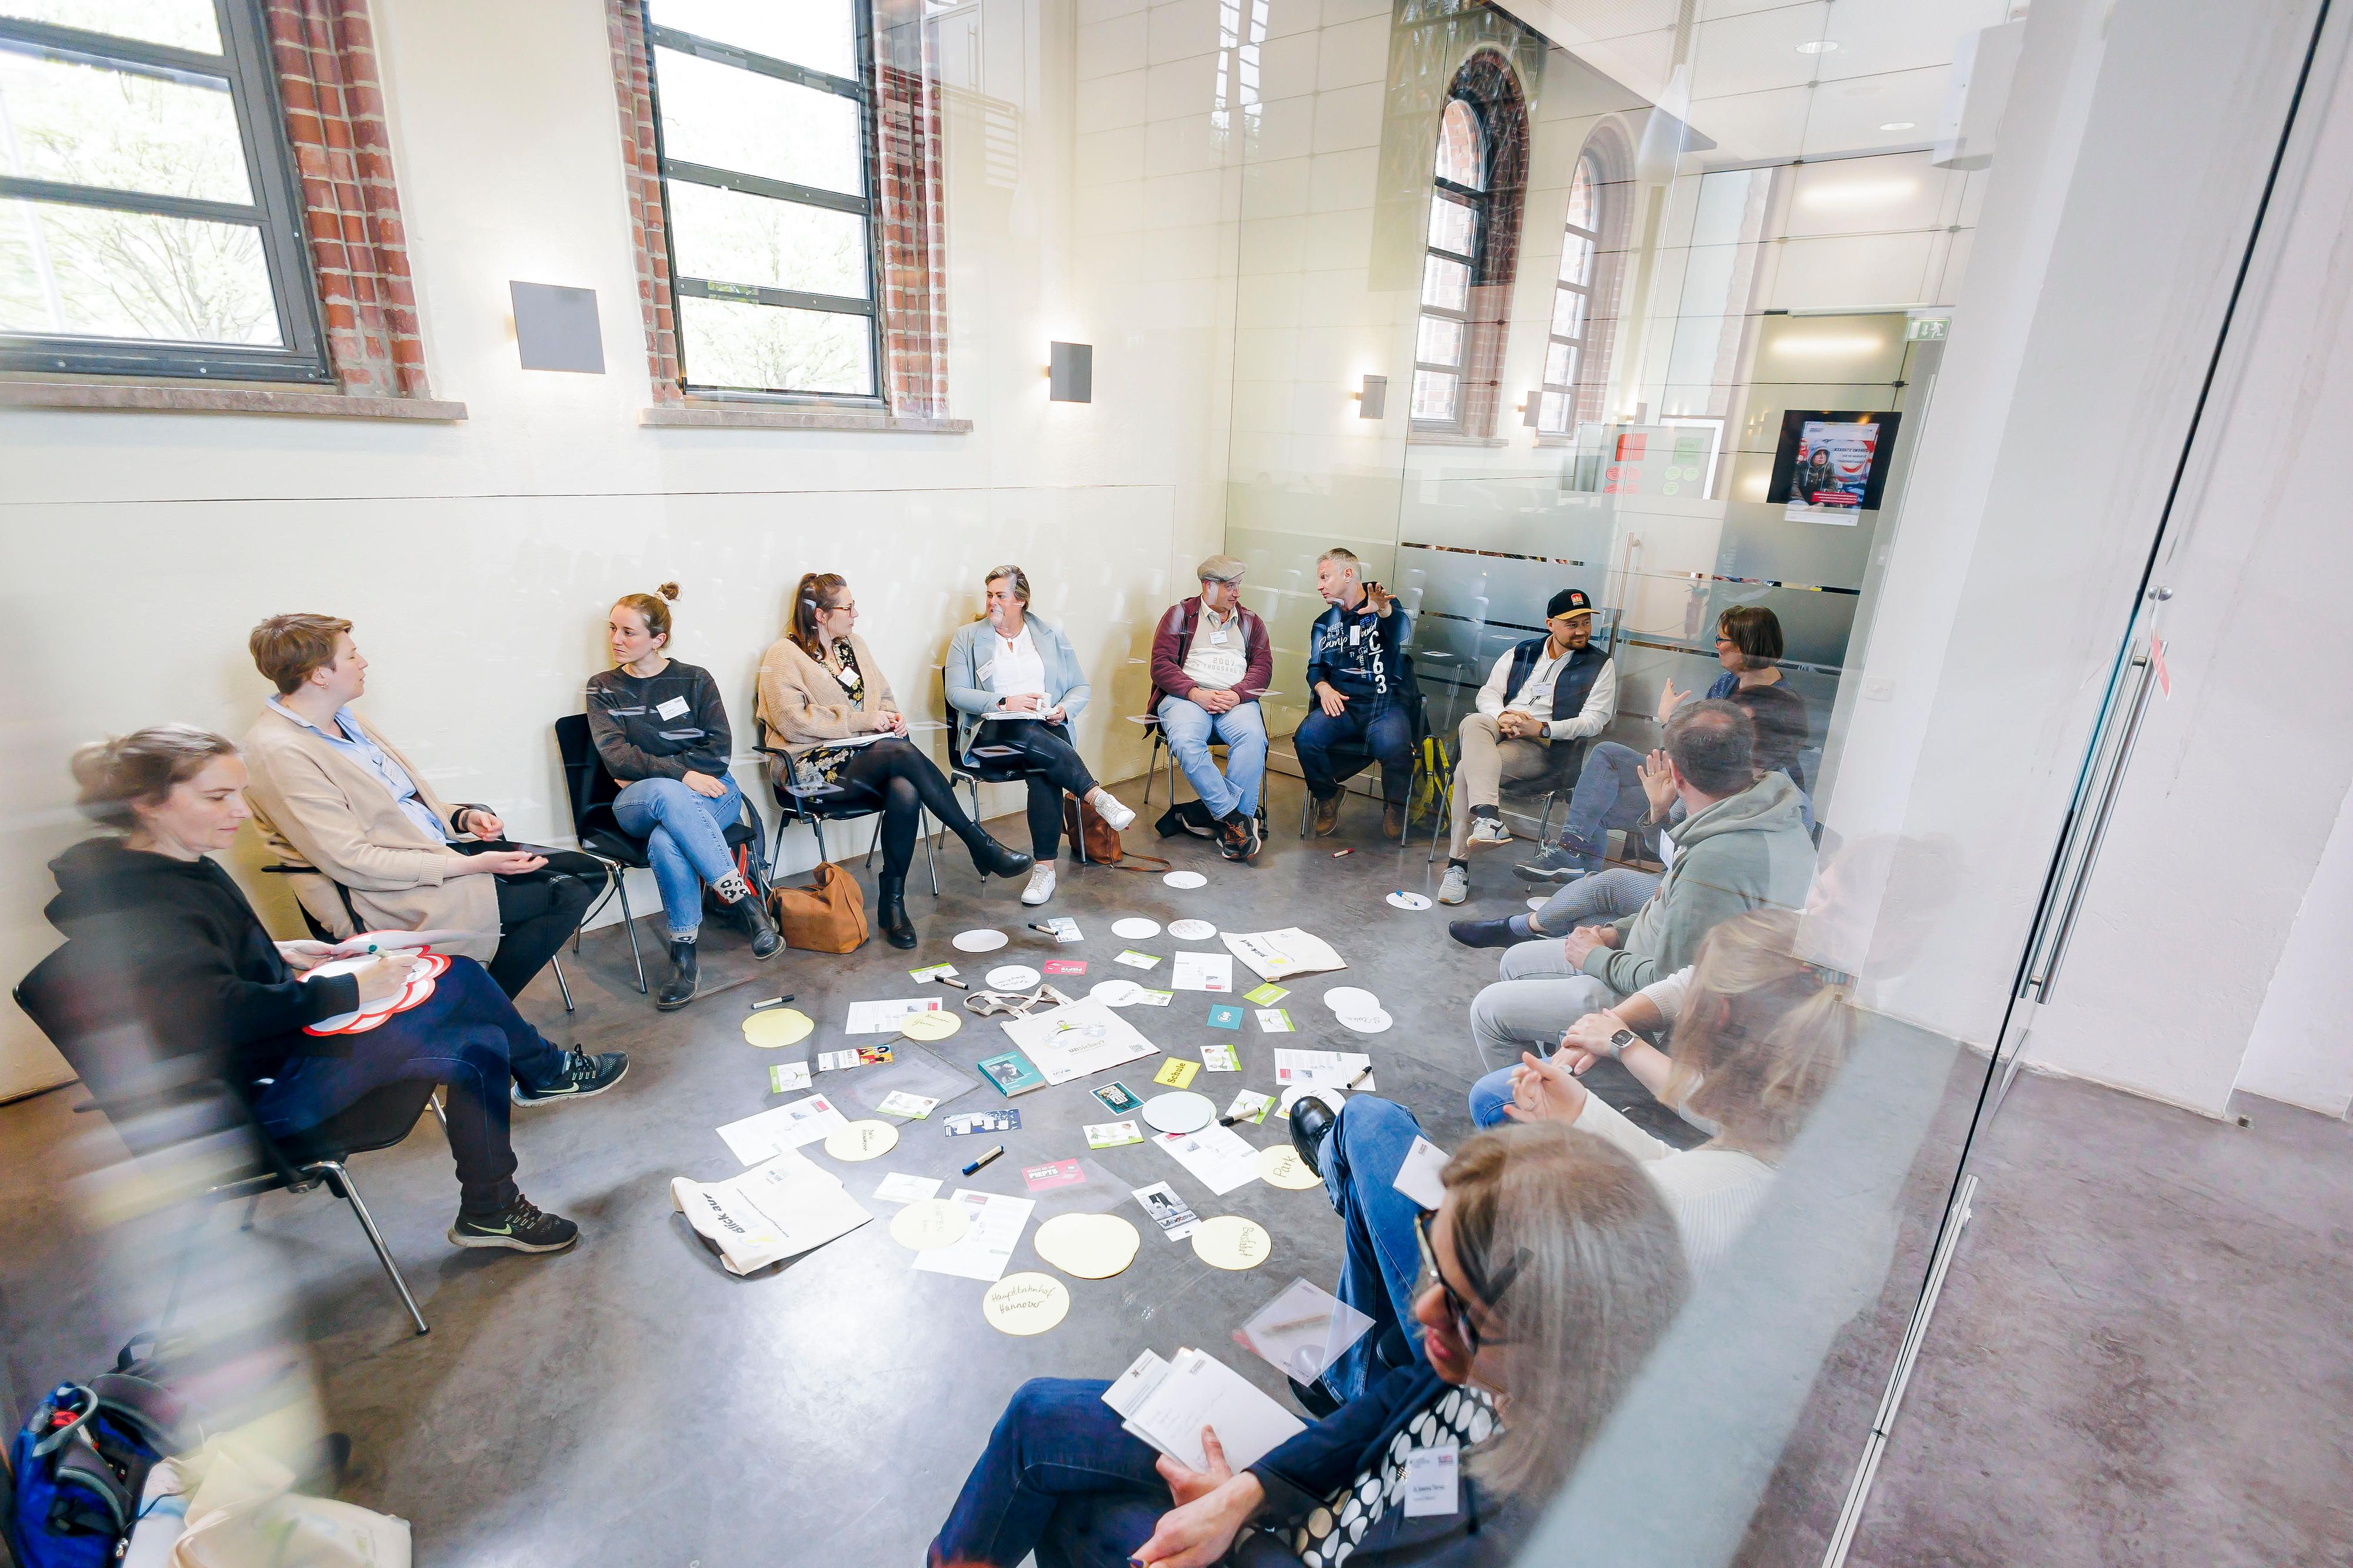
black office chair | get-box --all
[939,669,1092,871]
[1292,699,1437,839]
[15,952,436,1336]
[1424,733,1591,863]
[261,862,576,1012]
[552,714,769,995]
[1136,711,1270,838]
[748,689,939,894]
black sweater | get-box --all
[43,838,362,1088]
[584,660,733,780]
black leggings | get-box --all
[978,721,1098,861]
[822,738,993,880]
[463,845,605,1001]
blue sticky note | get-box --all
[1207,1003,1244,1030]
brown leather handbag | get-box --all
[769,861,868,952]
[1061,793,1171,873]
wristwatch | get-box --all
[1604,1027,1638,1059]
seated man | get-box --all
[1464,700,1816,1119]
[1294,548,1421,840]
[1149,553,1272,861]
[1438,588,1615,907]
[241,615,606,1003]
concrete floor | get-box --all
[3,772,2342,1564]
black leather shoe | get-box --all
[655,938,698,1011]
[878,874,917,950]
[1288,1093,1335,1177]
[969,832,1035,881]
[1448,916,1522,950]
[730,890,782,959]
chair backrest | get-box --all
[553,713,621,837]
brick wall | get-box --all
[264,0,429,398]
[606,0,683,404]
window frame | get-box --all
[1538,152,1603,438]
[642,0,888,403]
[0,1,331,382]
[1414,96,1489,432]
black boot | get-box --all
[1288,1093,1336,1177]
[966,831,1035,881]
[725,889,782,959]
[655,937,698,1011]
[878,873,917,950]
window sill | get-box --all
[639,403,972,434]
[1407,431,1509,448]
[0,381,468,420]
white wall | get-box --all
[2237,779,2353,1117]
[0,0,1241,1098]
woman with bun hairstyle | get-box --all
[757,573,1033,949]
[586,583,780,1011]
[39,726,624,1255]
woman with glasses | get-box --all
[757,572,1034,949]
[926,1122,1688,1568]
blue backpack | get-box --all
[4,1340,184,1568]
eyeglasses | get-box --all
[1413,1209,1528,1356]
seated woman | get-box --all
[1512,604,1794,886]
[586,583,780,1012]
[927,1121,1688,1568]
[757,573,1032,949]
[945,564,1135,908]
[46,728,624,1253]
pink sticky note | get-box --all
[1043,959,1088,976]
[1022,1159,1085,1192]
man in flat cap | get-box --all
[1438,587,1617,906]
[1148,554,1274,860]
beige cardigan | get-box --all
[756,632,900,763]
[239,706,502,962]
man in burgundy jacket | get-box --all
[1149,554,1274,860]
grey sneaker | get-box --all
[1438,864,1469,905]
[512,1047,629,1106]
[1512,844,1597,884]
[1467,816,1512,847]
[448,1196,579,1254]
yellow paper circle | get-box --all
[1191,1215,1271,1270]
[982,1272,1072,1336]
[889,1197,973,1251]
[742,1008,814,1048]
[899,1009,962,1041]
[1033,1212,1142,1280]
[824,1119,900,1161]
[1257,1145,1321,1190]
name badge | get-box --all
[1209,628,1229,645]
[655,695,691,721]
[977,659,996,682]
[1403,1444,1459,1517]
[1348,624,1362,647]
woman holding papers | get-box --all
[758,572,1033,948]
[926,1122,1687,1568]
[945,563,1136,908]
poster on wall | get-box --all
[1766,410,1903,523]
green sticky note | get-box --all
[1244,982,1289,1006]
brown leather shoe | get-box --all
[1383,802,1406,839]
[1312,793,1342,836]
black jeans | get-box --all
[821,738,995,880]
[455,843,605,1000]
[976,720,1098,861]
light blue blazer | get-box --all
[946,614,1092,762]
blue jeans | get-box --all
[252,959,564,1215]
[1295,701,1416,805]
[1556,740,1650,857]
[1317,1096,1432,1404]
[612,773,746,937]
[1155,695,1267,819]
[929,1377,1171,1568]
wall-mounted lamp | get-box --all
[1522,392,1541,428]
[510,281,604,373]
[1356,374,1387,419]
[1049,341,1093,402]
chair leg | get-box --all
[316,1160,428,1337]
[616,880,648,995]
[429,1090,448,1130]
[922,810,941,896]
[239,1193,262,1232]
[767,815,787,882]
[550,954,575,1013]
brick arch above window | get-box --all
[1411,49,1528,441]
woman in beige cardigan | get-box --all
[757,573,1031,948]
[241,613,606,1001]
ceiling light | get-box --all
[1879,121,1917,131]
[1795,39,1839,54]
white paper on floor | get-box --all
[1111,917,1161,939]
[953,929,1009,953]
[1166,919,1217,941]
[1163,870,1208,889]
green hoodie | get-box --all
[1586,770,1817,995]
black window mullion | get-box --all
[645,23,865,102]
[0,18,227,80]
[661,159,869,217]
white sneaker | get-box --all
[1468,816,1512,847]
[1438,865,1469,905]
[1021,863,1058,905]
[1089,790,1136,832]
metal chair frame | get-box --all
[1135,710,1272,839]
[751,743,941,894]
[1423,732,1591,863]
[1291,699,1439,839]
[940,669,1093,873]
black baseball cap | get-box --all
[1547,589,1596,620]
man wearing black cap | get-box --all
[1438,588,1616,906]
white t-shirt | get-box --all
[988,624,1047,700]
[1181,608,1249,690]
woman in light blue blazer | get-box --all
[946,564,1135,905]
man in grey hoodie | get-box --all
[1463,699,1817,1122]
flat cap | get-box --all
[1197,554,1248,583]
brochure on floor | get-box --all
[911,1189,1036,1282]
[670,1149,871,1276]
[996,995,1160,1085]
[715,1093,850,1165]
[1220,928,1346,982]
[1153,1122,1262,1196]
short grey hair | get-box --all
[984,564,1031,605]
[1317,547,1361,573]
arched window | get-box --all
[1541,126,1632,439]
[1412,54,1528,436]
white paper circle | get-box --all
[953,929,1009,953]
[1142,1090,1215,1134]
[986,964,1042,990]
[1323,987,1380,1013]
[1528,897,1548,911]
[1386,891,1433,911]
[1089,979,1144,1007]
[1111,917,1162,939]
[1163,871,1208,889]
[1166,919,1217,941]
[1335,1009,1392,1034]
